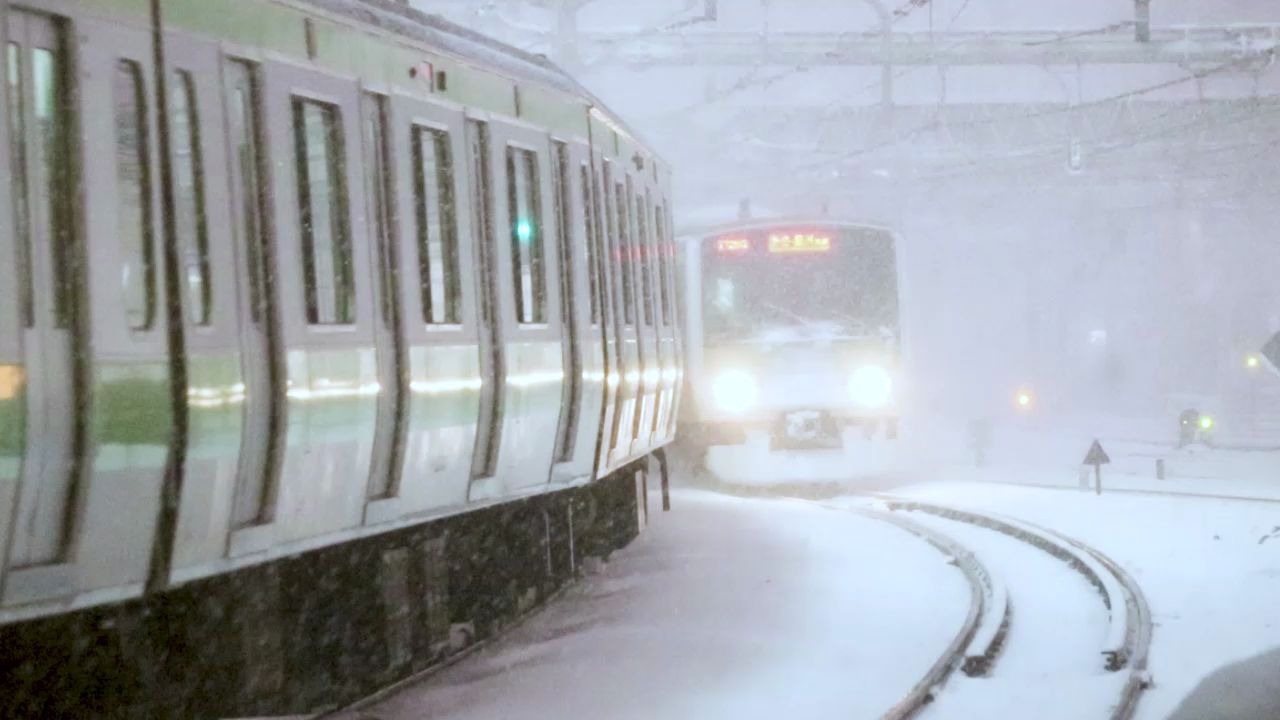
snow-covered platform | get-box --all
[334,490,971,720]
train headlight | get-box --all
[849,365,893,410]
[711,369,758,414]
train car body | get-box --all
[0,0,679,715]
[680,218,902,479]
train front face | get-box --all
[690,223,901,451]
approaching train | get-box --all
[680,217,902,476]
[0,0,678,716]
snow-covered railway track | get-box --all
[707,482,1152,718]
[868,498,1153,720]
[851,508,1010,719]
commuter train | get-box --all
[680,218,901,477]
[0,0,678,715]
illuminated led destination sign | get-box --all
[767,232,832,254]
[715,236,751,254]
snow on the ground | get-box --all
[879,481,1280,720]
[688,412,1280,717]
[337,489,970,720]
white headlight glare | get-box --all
[849,365,893,410]
[712,369,758,414]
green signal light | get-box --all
[516,219,534,244]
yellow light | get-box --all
[716,237,750,254]
[1015,389,1034,410]
[0,365,25,401]
[1246,355,1261,369]
[1200,415,1215,430]
[767,233,831,254]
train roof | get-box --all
[297,0,659,156]
[677,216,900,241]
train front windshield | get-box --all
[701,227,899,343]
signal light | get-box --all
[1014,389,1034,411]
[516,219,534,244]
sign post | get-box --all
[969,419,991,468]
[1083,439,1111,496]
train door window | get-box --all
[364,95,397,329]
[170,70,211,326]
[579,163,600,326]
[413,126,460,325]
[506,146,545,324]
[551,143,574,331]
[636,193,653,327]
[292,98,354,325]
[614,181,634,327]
[114,61,157,331]
[7,42,34,328]
[600,161,616,315]
[227,60,268,326]
[655,201,673,326]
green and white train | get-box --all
[0,0,679,715]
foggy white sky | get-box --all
[425,0,1280,418]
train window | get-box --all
[366,95,396,329]
[292,98,354,325]
[227,61,270,327]
[637,194,653,327]
[655,201,673,326]
[413,126,460,325]
[580,163,600,325]
[114,59,157,331]
[601,161,616,322]
[506,146,546,324]
[7,42,34,329]
[170,70,211,326]
[551,142,573,330]
[615,182,634,326]
[33,44,73,329]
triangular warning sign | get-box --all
[1083,439,1110,466]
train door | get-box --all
[361,92,407,508]
[549,139,604,484]
[160,32,248,573]
[609,170,642,465]
[465,118,504,487]
[588,149,620,476]
[550,141,581,469]
[376,93,475,518]
[222,58,285,551]
[657,194,682,441]
[630,172,660,453]
[3,8,84,595]
[599,160,633,469]
[485,119,562,494]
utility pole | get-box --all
[1135,0,1151,43]
[553,0,584,66]
[863,0,893,108]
